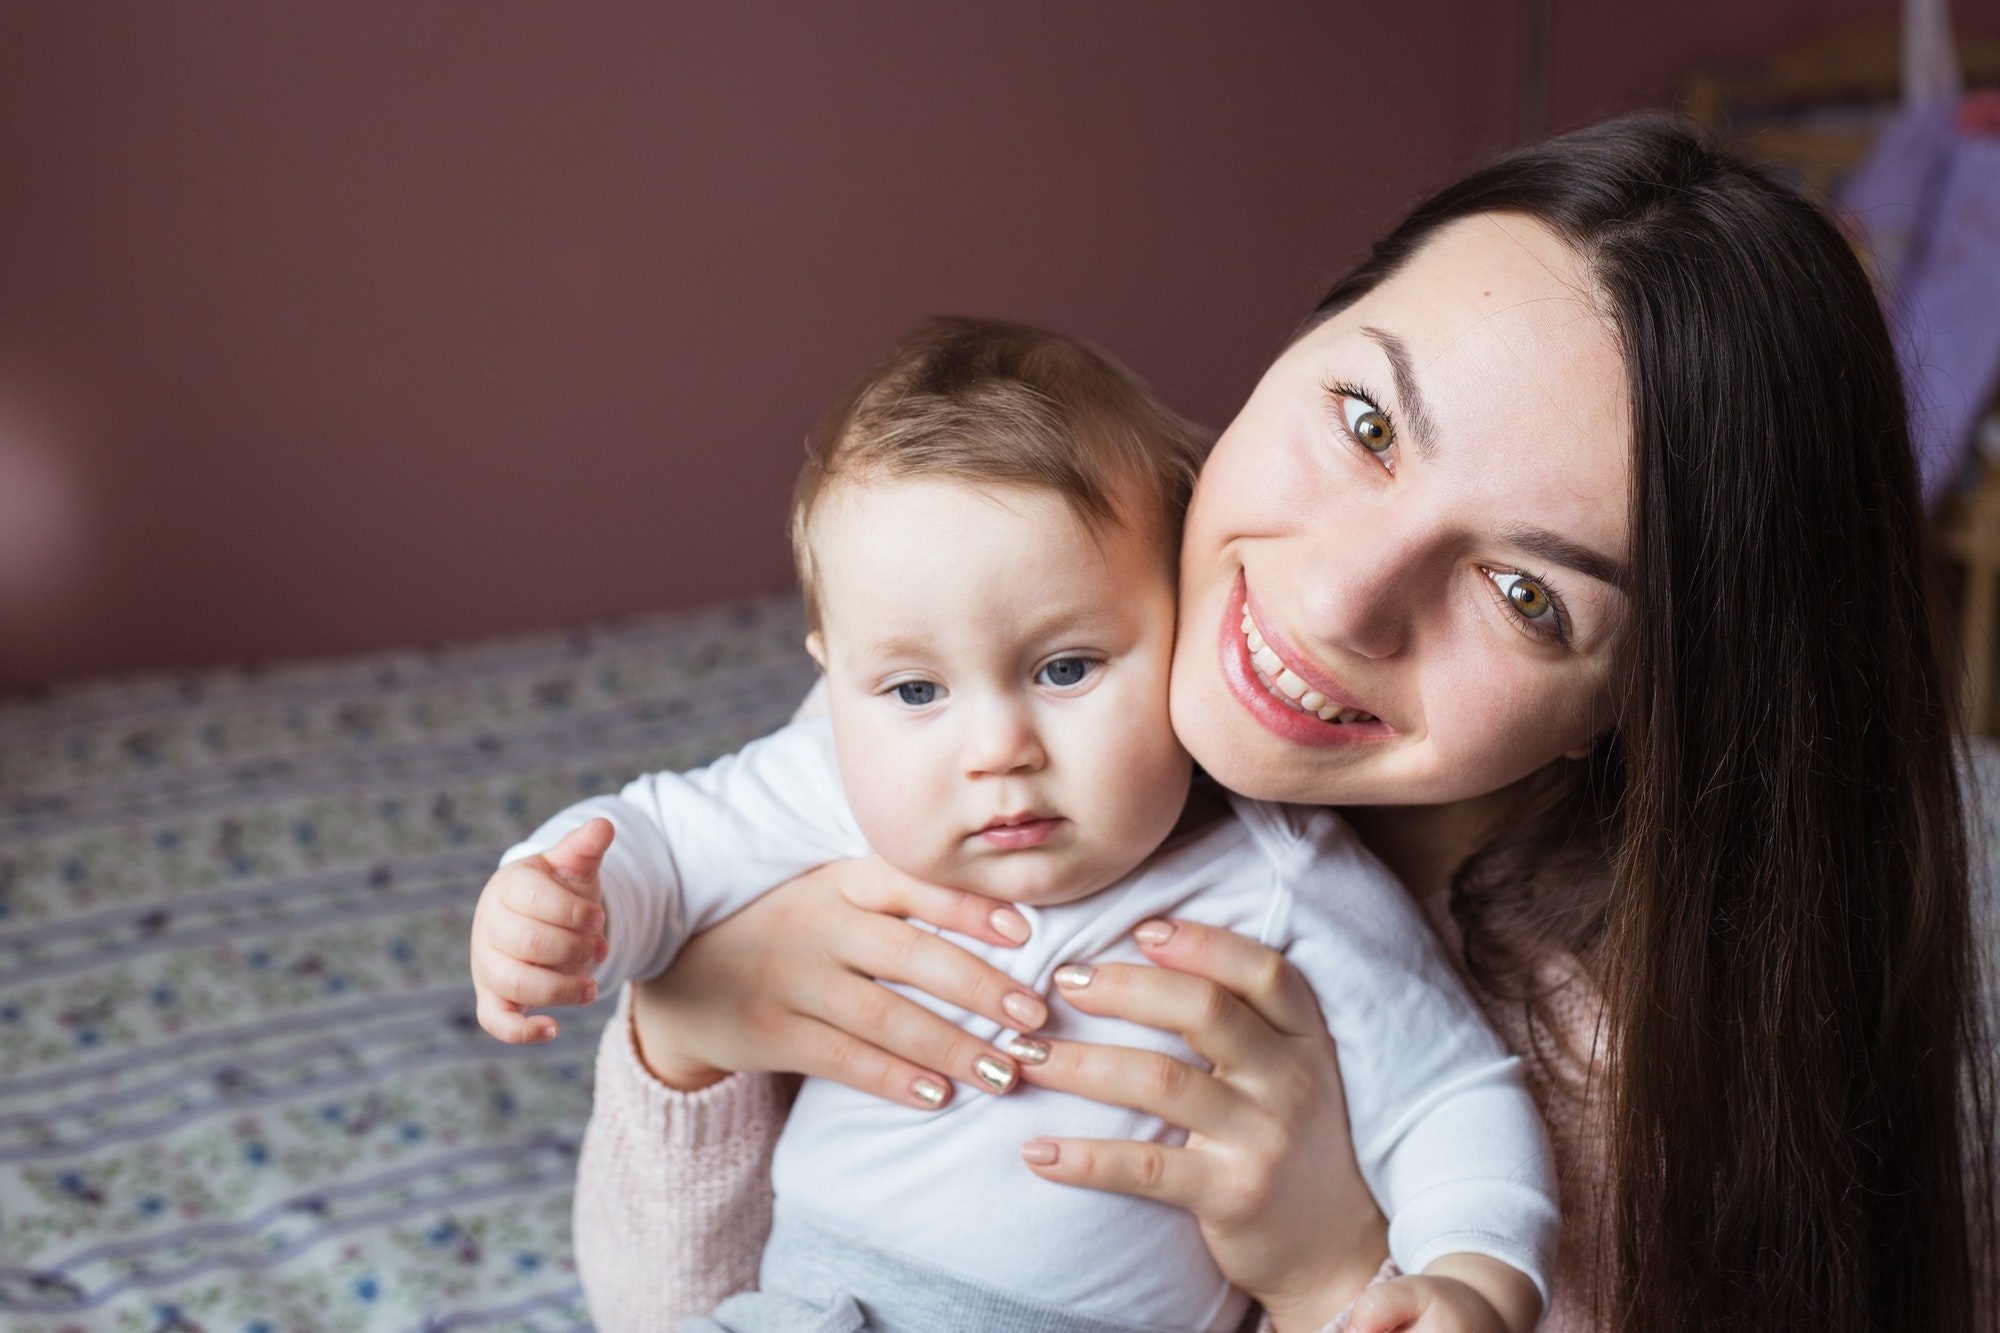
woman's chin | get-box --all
[1171,660,1329,802]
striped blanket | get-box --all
[0,597,816,1332]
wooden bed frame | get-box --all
[1683,20,2000,732]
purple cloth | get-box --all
[1838,101,2000,504]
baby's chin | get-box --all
[896,848,1144,912]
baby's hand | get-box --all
[469,818,614,1043]
[1344,1254,1539,1333]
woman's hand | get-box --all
[1012,919,1388,1333]
[627,857,1051,1111]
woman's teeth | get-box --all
[1240,608,1378,724]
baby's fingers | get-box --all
[487,954,600,1010]
[475,989,559,1044]
[499,865,606,933]
[493,904,605,972]
[1345,1276,1430,1333]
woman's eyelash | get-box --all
[1495,566,1574,648]
[1322,377,1397,464]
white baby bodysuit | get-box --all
[501,717,1558,1332]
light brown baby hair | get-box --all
[792,317,1212,633]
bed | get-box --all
[0,597,817,1331]
[1,594,1994,1331]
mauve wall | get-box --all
[0,0,1986,692]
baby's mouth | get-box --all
[1239,606,1379,725]
[974,813,1064,849]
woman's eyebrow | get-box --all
[1359,325,1439,459]
[1500,521,1630,590]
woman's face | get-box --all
[1172,212,1631,807]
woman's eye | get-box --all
[1035,657,1096,688]
[1487,570,1567,643]
[893,680,938,706]
[1342,396,1395,454]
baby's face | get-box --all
[808,476,1191,906]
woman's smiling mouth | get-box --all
[1241,605,1377,723]
[1219,572,1395,746]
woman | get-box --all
[573,115,1995,1331]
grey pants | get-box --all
[679,1211,1198,1333]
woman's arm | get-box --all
[572,986,795,1330]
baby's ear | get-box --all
[805,631,826,670]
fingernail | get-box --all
[582,981,599,1003]
[990,908,1031,944]
[1001,991,1047,1028]
[1020,1138,1059,1165]
[585,908,606,932]
[1004,1035,1049,1065]
[1053,964,1094,989]
[912,1078,948,1108]
[973,1054,1017,1093]
[594,937,609,963]
[1134,919,1175,946]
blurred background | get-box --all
[7,0,1998,695]
[4,6,2000,1330]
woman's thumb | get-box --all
[543,817,614,899]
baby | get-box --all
[473,319,1558,1332]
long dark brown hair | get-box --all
[1304,115,1994,1330]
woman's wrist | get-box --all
[1255,1246,1390,1333]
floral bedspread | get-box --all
[2,594,1994,1331]
[0,598,817,1332]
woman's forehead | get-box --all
[1334,215,1620,397]
[1303,214,1631,563]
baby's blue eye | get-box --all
[894,681,938,706]
[1036,657,1094,688]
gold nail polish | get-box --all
[1001,991,1046,1028]
[1053,963,1094,988]
[1004,1036,1050,1065]
[973,1054,1017,1093]
[912,1078,948,1107]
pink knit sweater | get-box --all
[569,893,1610,1332]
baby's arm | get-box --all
[1340,1256,1539,1333]
[1276,810,1557,1332]
[481,719,863,1015]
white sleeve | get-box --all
[1263,805,1560,1309]
[496,717,866,991]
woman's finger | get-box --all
[1042,960,1284,1071]
[1011,1034,1254,1138]
[1130,919,1325,1038]
[781,1014,960,1112]
[837,857,1033,949]
[841,910,1049,1033]
[812,976,1020,1095]
[1017,1136,1216,1211]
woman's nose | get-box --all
[963,701,1047,777]
[1295,531,1419,661]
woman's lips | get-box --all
[1218,572,1395,748]
[976,817,1063,849]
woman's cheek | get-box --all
[1417,648,1576,795]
